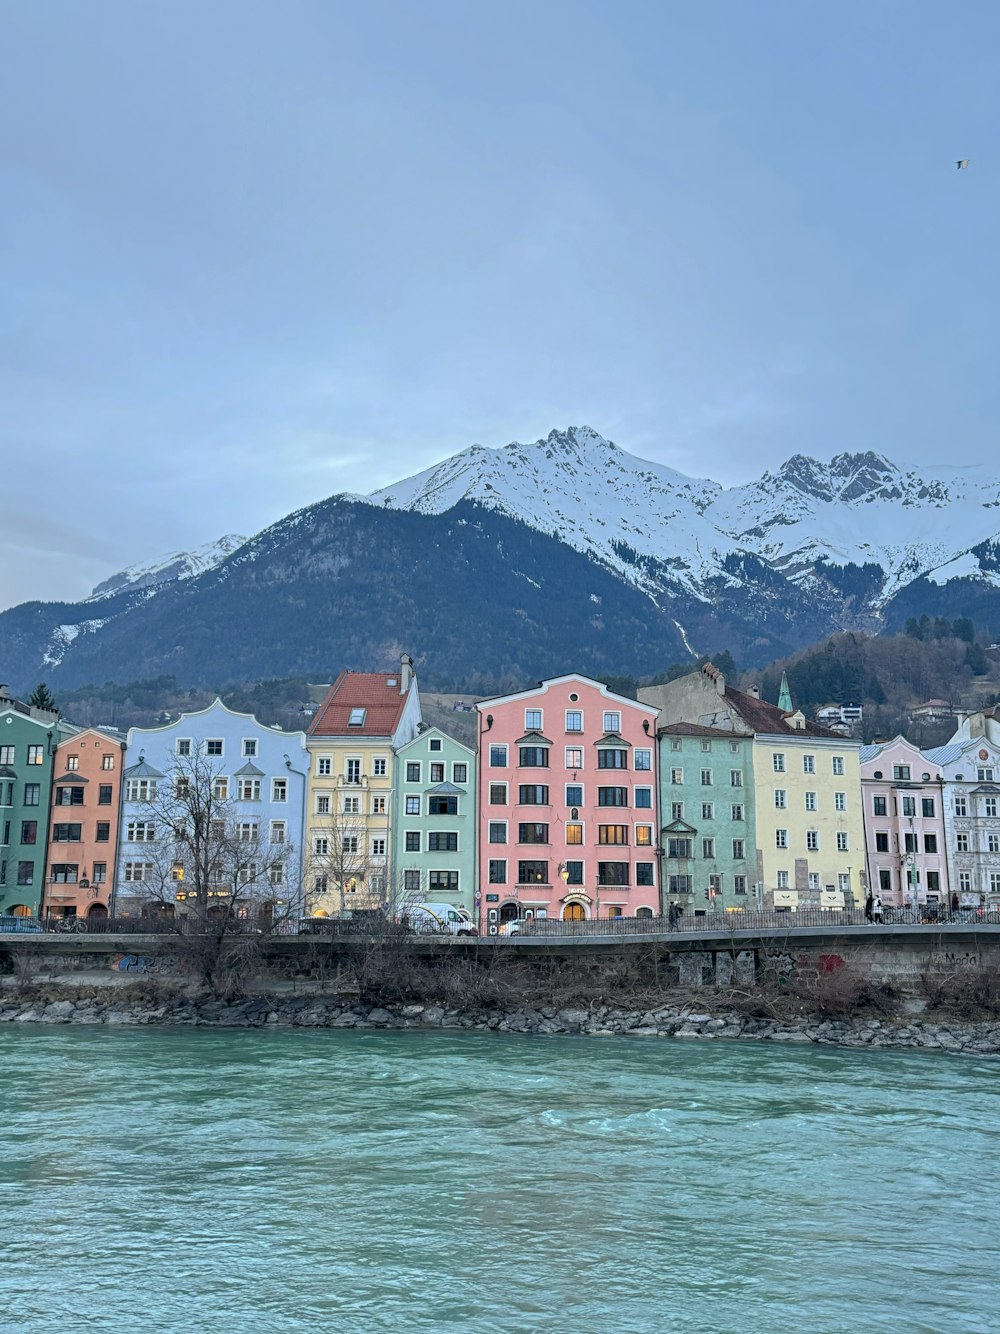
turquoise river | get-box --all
[1,1027,997,1333]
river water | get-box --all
[1,1028,996,1333]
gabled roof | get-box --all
[396,726,475,758]
[56,727,125,748]
[235,761,265,777]
[123,759,165,779]
[724,686,845,740]
[308,672,412,739]
[658,721,742,739]
[476,673,658,716]
[425,781,465,795]
[515,731,553,746]
[54,772,89,784]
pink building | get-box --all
[476,675,660,932]
[860,736,949,907]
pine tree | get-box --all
[27,682,58,713]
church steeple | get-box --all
[777,672,793,713]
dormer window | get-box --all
[348,708,366,727]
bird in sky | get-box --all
[957,159,970,169]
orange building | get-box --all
[43,728,125,921]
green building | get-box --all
[0,693,75,917]
[658,722,758,915]
[392,727,476,918]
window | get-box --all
[405,831,421,852]
[668,838,692,858]
[126,821,156,843]
[957,833,970,853]
[94,784,112,806]
[603,711,621,733]
[873,795,887,817]
[313,836,330,857]
[519,785,549,805]
[348,708,366,727]
[430,763,445,784]
[986,798,999,818]
[978,768,995,782]
[836,832,849,852]
[701,802,714,820]
[428,795,458,815]
[838,874,850,893]
[990,834,1000,855]
[0,746,12,765]
[489,859,507,884]
[731,804,744,821]
[55,786,85,806]
[773,753,785,773]
[774,790,787,809]
[734,875,747,895]
[490,745,508,768]
[23,783,39,807]
[565,822,583,844]
[51,823,82,843]
[635,788,652,809]
[921,797,936,818]
[96,821,110,842]
[346,759,361,785]
[525,708,543,731]
[671,802,684,821]
[701,740,712,753]
[730,770,743,788]
[901,796,916,818]
[16,861,33,886]
[27,745,43,766]
[316,795,331,815]
[341,836,358,854]
[404,796,420,816]
[805,792,818,812]
[564,860,584,885]
[372,796,386,815]
[176,739,192,757]
[775,830,788,849]
[598,861,629,886]
[955,796,968,816]
[992,874,1000,896]
[213,778,228,801]
[732,839,745,860]
[242,739,258,758]
[834,792,846,812]
[671,768,684,785]
[597,749,627,770]
[406,762,421,783]
[270,820,286,844]
[700,769,713,786]
[271,779,287,803]
[429,738,442,752]
[372,758,387,778]
[488,822,507,844]
[876,832,890,853]
[565,710,583,732]
[701,837,714,858]
[832,757,845,776]
[598,787,627,807]
[709,874,722,897]
[565,747,584,770]
[20,820,39,844]
[634,749,652,771]
[206,740,223,757]
[519,823,549,844]
[123,861,154,883]
[90,862,107,884]
[668,874,691,895]
[518,860,548,884]
[670,739,682,752]
[175,777,191,799]
[317,757,332,776]
[776,871,789,889]
[802,755,815,775]
[959,871,972,893]
[51,863,81,884]
[371,838,386,857]
[924,834,938,853]
[452,763,468,784]
[237,822,258,843]
[599,825,628,845]
[636,863,655,886]
[238,779,261,801]
[519,746,549,767]
[489,783,508,805]
[101,753,115,771]
[429,870,459,894]
[806,830,819,851]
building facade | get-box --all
[43,727,126,920]
[0,691,73,917]
[657,723,757,914]
[859,737,949,908]
[475,675,660,932]
[116,700,308,919]
[305,658,421,917]
[392,728,476,917]
[925,736,1000,908]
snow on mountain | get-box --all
[88,534,247,601]
[41,619,110,668]
[361,428,1000,607]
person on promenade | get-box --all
[668,901,681,931]
[872,894,884,924]
[865,891,874,923]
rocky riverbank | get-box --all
[2,991,1000,1053]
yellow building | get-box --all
[305,658,421,917]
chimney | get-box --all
[399,653,414,695]
[747,685,760,699]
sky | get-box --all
[2,0,998,609]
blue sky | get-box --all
[2,0,997,608]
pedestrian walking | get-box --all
[668,901,681,931]
[865,891,874,923]
[872,894,884,924]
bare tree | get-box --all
[118,751,302,991]
[306,804,399,919]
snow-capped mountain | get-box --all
[88,534,247,600]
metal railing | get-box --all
[500,906,1000,937]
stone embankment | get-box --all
[2,993,1000,1053]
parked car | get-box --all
[0,915,44,934]
[401,903,479,937]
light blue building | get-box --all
[115,699,309,921]
[392,727,477,916]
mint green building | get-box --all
[658,722,758,915]
[392,727,476,917]
[0,693,75,917]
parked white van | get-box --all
[402,903,478,937]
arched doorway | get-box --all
[87,903,109,919]
[635,906,654,919]
[258,900,276,930]
[7,904,31,917]
[562,901,586,922]
[499,901,520,926]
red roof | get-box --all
[724,686,844,739]
[658,721,740,739]
[308,671,411,738]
